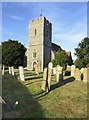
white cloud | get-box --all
[7,15,23,20]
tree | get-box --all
[2,39,26,68]
[52,49,68,69]
[74,37,89,69]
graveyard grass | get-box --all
[2,69,87,118]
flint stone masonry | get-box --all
[71,65,75,76]
[19,66,25,81]
[27,16,52,72]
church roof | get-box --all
[52,43,61,52]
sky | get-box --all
[2,2,87,60]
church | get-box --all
[26,16,73,71]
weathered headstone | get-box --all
[80,68,84,80]
[42,68,47,91]
[19,66,25,81]
[48,68,52,91]
[34,63,39,75]
[83,68,89,82]
[11,66,14,76]
[53,67,56,75]
[66,65,71,72]
[71,65,75,76]
[56,65,63,83]
[2,65,5,75]
[48,62,53,70]
[8,67,11,74]
[74,68,81,80]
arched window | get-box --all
[33,52,37,58]
[35,29,37,35]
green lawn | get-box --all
[2,69,87,118]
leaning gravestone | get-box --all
[11,66,14,76]
[2,65,5,75]
[8,67,11,74]
[71,65,75,77]
[19,66,25,81]
[56,65,63,83]
[83,68,89,82]
[34,63,39,75]
[42,68,48,92]
[74,68,81,80]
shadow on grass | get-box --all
[51,77,75,91]
[25,76,42,81]
[35,77,75,101]
[2,72,45,118]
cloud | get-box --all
[7,15,23,20]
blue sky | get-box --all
[2,2,87,60]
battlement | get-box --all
[29,16,51,25]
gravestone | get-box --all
[66,65,71,72]
[83,68,89,82]
[48,62,53,70]
[48,68,52,91]
[56,65,63,83]
[34,63,39,75]
[11,66,14,76]
[42,68,47,91]
[74,68,81,80]
[2,65,5,75]
[53,67,56,75]
[71,65,75,77]
[8,67,11,74]
[19,66,25,81]
[80,68,84,80]
[42,68,49,92]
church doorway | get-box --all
[33,61,37,71]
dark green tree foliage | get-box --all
[2,39,26,67]
[52,49,68,69]
[74,37,89,69]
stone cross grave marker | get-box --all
[11,66,14,76]
[19,66,25,81]
[34,63,39,75]
[8,67,11,74]
[74,68,81,80]
[2,65,5,75]
[71,65,75,77]
[56,65,63,83]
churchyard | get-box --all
[2,64,88,118]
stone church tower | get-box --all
[27,16,52,71]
